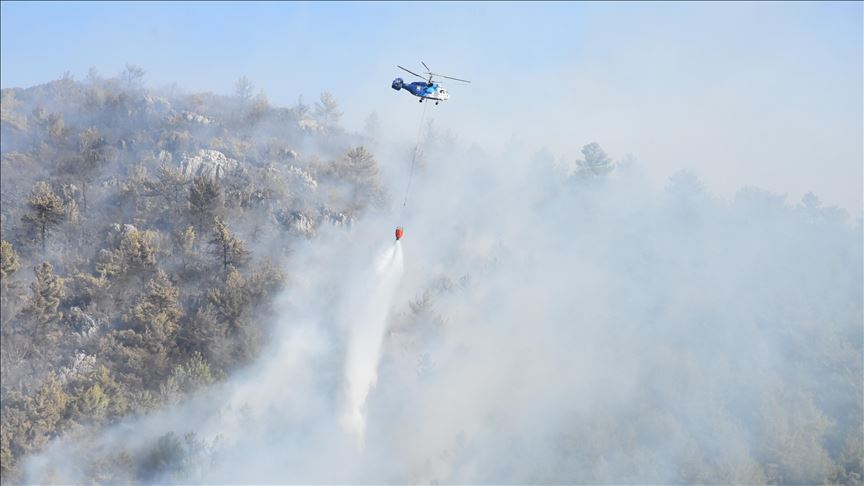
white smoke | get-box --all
[20,133,862,484]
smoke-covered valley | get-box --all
[1,69,862,484]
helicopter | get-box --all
[391,62,470,105]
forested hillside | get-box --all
[0,67,384,481]
[1,67,862,485]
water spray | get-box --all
[341,242,405,446]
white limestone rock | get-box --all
[180,149,238,179]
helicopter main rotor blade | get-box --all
[397,65,426,80]
[421,61,431,73]
[429,73,471,83]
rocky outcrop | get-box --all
[180,149,238,179]
[322,208,354,227]
[285,165,318,190]
[277,210,316,237]
[179,110,213,125]
[298,118,323,133]
[143,94,172,117]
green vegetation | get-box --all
[1,68,861,484]
[0,69,382,481]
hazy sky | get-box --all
[2,1,861,211]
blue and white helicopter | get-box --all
[392,62,470,105]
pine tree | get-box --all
[341,146,379,183]
[208,270,259,362]
[159,352,214,403]
[208,269,250,332]
[77,127,110,209]
[28,262,65,328]
[145,164,188,206]
[234,76,254,102]
[330,146,384,210]
[129,270,183,342]
[209,218,250,273]
[0,241,20,280]
[28,375,70,450]
[188,175,222,227]
[121,64,145,90]
[22,182,66,252]
[314,92,342,127]
[0,241,24,327]
[95,228,158,279]
[573,142,614,179]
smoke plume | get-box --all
[17,94,863,485]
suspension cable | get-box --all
[400,102,428,219]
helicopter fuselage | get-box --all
[391,78,449,102]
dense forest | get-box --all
[1,66,862,484]
[0,67,385,482]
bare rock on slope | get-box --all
[180,149,239,179]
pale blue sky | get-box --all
[2,1,861,211]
